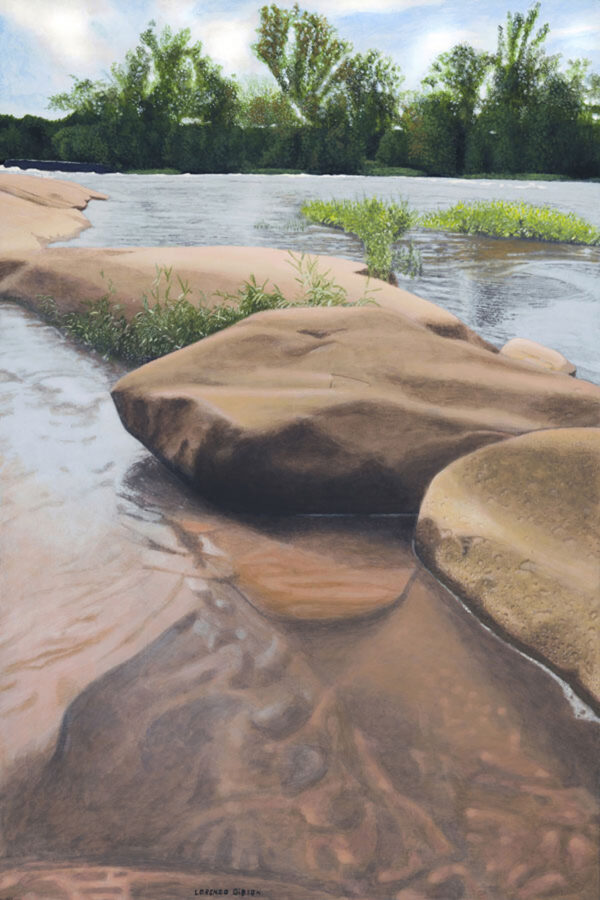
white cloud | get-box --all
[200,15,265,75]
[314,0,444,13]
[0,0,121,66]
[552,22,600,38]
[402,21,496,86]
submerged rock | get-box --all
[500,337,576,376]
[112,304,600,514]
[415,427,600,710]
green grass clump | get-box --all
[39,254,375,365]
[422,200,600,245]
[301,196,421,281]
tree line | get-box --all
[1,2,599,177]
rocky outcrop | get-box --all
[0,243,491,348]
[0,172,106,252]
[416,427,600,710]
[111,304,600,514]
[501,337,576,375]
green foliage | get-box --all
[329,49,403,156]
[400,92,461,175]
[423,43,492,127]
[47,21,239,169]
[492,2,556,109]
[374,129,409,168]
[252,4,351,123]
[364,162,426,177]
[38,256,373,364]
[301,196,420,280]
[235,76,299,128]
[422,200,600,244]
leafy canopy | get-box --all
[252,3,351,123]
[49,21,238,126]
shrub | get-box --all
[422,200,600,244]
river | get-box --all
[1,171,599,897]
[35,168,600,386]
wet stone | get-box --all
[250,694,312,739]
[280,744,328,793]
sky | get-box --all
[0,0,599,118]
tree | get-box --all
[475,3,559,172]
[235,76,298,128]
[48,22,239,167]
[491,2,557,110]
[422,43,492,170]
[400,93,460,175]
[252,3,351,123]
[423,43,492,128]
[330,49,403,156]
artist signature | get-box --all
[194,891,262,897]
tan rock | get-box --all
[0,172,106,252]
[111,305,600,515]
[0,241,493,348]
[501,337,576,376]
[416,428,600,710]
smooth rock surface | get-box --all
[415,427,600,710]
[112,304,600,514]
[0,172,106,252]
[501,337,576,375]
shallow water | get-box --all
[1,303,599,898]
[10,167,598,384]
[1,171,600,894]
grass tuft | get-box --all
[38,254,376,365]
[301,196,421,281]
[422,200,600,245]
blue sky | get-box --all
[0,0,598,118]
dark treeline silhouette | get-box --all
[1,3,599,177]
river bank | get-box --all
[0,173,599,899]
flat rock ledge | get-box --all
[0,172,106,253]
[415,427,600,711]
[112,304,600,514]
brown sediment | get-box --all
[2,499,599,899]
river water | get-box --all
[1,171,600,895]
[30,168,600,385]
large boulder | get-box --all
[415,428,600,710]
[112,305,600,514]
